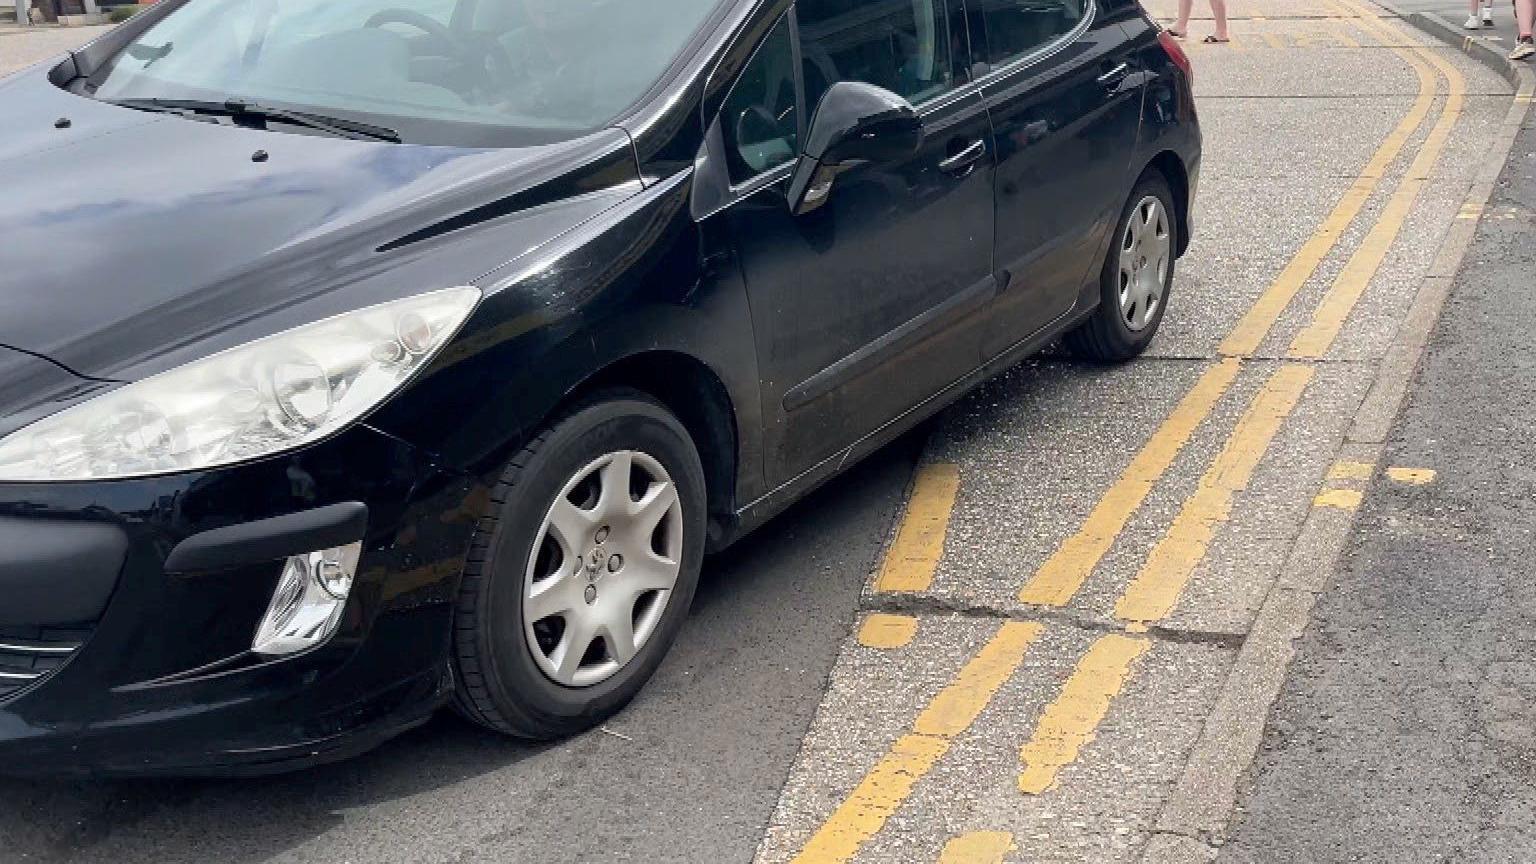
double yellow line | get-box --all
[788,5,1468,860]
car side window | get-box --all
[797,0,962,113]
[720,14,801,184]
[973,0,1088,66]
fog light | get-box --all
[252,542,361,656]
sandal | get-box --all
[1202,34,1230,43]
[1166,27,1187,37]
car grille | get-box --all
[0,625,90,701]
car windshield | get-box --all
[87,0,724,146]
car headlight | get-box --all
[0,287,480,482]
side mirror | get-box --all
[787,81,923,215]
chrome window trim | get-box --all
[971,0,1098,88]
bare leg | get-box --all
[1209,0,1229,39]
[1173,0,1193,35]
[1520,0,1535,37]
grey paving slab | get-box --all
[858,631,1235,864]
[1157,361,1377,635]
[754,616,1001,864]
[917,358,1227,613]
[1141,0,1367,20]
[1193,46,1428,97]
[754,616,1238,864]
[1064,364,1269,619]
[1320,178,1473,362]
[1193,96,1418,181]
[1143,173,1355,360]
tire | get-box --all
[1065,172,1179,362]
[451,389,707,739]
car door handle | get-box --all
[1098,63,1153,96]
[938,139,988,175]
[1096,62,1131,86]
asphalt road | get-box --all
[1221,93,1536,864]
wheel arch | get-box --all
[566,350,741,546]
[1145,150,1192,257]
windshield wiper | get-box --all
[109,98,400,143]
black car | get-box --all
[0,0,1197,774]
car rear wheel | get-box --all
[1065,172,1178,362]
[451,390,706,739]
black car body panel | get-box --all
[0,0,1198,774]
[0,69,644,382]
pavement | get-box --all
[0,2,1530,863]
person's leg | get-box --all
[1511,0,1534,58]
[1172,0,1193,36]
[1209,0,1229,39]
[1467,0,1489,26]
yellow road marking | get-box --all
[1290,8,1467,359]
[1457,204,1485,220]
[1330,20,1361,49]
[1314,488,1364,510]
[1220,40,1436,357]
[1019,359,1241,606]
[858,614,919,649]
[801,7,1465,846]
[1019,1,1443,609]
[1387,466,1437,485]
[791,622,1043,864]
[875,463,961,593]
[1327,461,1375,482]
[1115,366,1315,623]
[1018,634,1150,794]
[937,832,1015,864]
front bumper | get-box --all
[0,425,481,776]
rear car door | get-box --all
[710,0,997,485]
[970,0,1148,358]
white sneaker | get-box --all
[1465,13,1483,28]
[1483,9,1496,25]
[1512,39,1535,60]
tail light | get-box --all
[1157,29,1193,87]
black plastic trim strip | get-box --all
[782,274,996,412]
[163,502,368,573]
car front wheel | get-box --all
[451,390,706,739]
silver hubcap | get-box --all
[1119,196,1171,333]
[523,450,683,688]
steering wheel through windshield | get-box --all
[364,8,518,91]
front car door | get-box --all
[969,0,1147,358]
[702,0,997,487]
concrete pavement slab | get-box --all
[756,616,1237,864]
[1192,97,1419,180]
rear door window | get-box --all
[972,0,1088,66]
